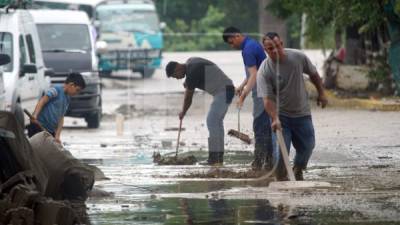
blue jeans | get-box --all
[252,95,274,156]
[277,115,315,169]
[207,87,234,152]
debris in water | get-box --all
[164,127,186,131]
[161,140,172,148]
[152,152,197,165]
[100,143,107,148]
[116,104,136,115]
[378,156,392,159]
[180,168,266,178]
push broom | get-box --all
[228,107,252,144]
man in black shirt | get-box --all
[166,57,235,165]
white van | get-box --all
[0,9,50,126]
[0,54,11,110]
[30,10,102,128]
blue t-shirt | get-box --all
[241,36,267,95]
[38,85,70,133]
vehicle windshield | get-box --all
[97,8,160,33]
[37,24,92,52]
[0,32,13,72]
[33,1,95,19]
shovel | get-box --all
[23,109,47,132]
[228,107,251,144]
[153,119,197,165]
[261,126,331,190]
[175,119,183,158]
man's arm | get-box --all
[31,95,50,123]
[238,66,258,107]
[263,97,281,131]
[54,116,64,143]
[179,88,195,120]
[309,72,328,108]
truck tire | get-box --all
[86,112,100,129]
[140,68,155,78]
[15,103,25,128]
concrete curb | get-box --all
[325,91,400,111]
[305,81,400,111]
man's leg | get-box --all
[252,97,274,170]
[206,91,230,165]
[291,116,315,180]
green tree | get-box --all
[163,5,225,51]
[155,0,259,51]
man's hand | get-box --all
[54,138,62,144]
[179,111,185,120]
[271,118,282,132]
[235,86,244,96]
[237,86,250,108]
[317,94,328,108]
[30,116,40,126]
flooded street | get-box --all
[62,52,400,224]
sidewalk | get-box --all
[305,80,400,111]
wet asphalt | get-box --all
[61,51,400,224]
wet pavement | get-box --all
[62,52,400,224]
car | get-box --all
[30,9,102,128]
[0,8,50,126]
[0,54,11,110]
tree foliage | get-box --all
[155,0,259,51]
[267,0,393,44]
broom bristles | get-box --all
[227,129,252,144]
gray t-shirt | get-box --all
[257,49,317,117]
[185,57,233,96]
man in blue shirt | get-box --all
[27,73,86,143]
[223,26,274,170]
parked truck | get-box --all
[96,0,164,78]
[33,0,164,78]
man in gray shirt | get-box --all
[257,32,328,180]
[166,57,235,165]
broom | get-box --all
[228,107,251,144]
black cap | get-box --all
[166,61,178,77]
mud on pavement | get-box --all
[59,80,400,224]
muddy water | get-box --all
[61,88,400,224]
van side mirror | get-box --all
[0,54,10,66]
[96,41,108,54]
[45,68,55,76]
[94,20,101,29]
[20,64,37,77]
